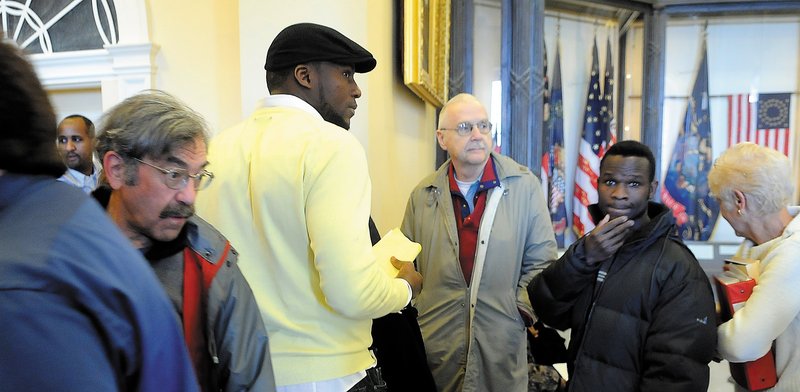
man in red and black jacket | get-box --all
[93,90,275,392]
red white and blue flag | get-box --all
[727,93,792,157]
[573,40,613,238]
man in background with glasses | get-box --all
[93,90,276,392]
[401,93,557,391]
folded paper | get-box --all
[373,228,422,277]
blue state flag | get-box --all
[661,44,719,241]
[542,45,568,247]
[541,42,550,212]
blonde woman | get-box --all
[708,142,800,391]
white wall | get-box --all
[148,0,242,133]
[49,88,104,125]
[238,0,369,141]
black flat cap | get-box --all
[264,23,376,73]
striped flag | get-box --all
[727,93,792,156]
[573,40,611,238]
[602,38,617,146]
[541,44,568,247]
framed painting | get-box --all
[403,0,450,107]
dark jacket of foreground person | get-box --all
[529,202,717,392]
[0,176,199,391]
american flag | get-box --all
[573,40,611,238]
[602,38,617,146]
[727,93,792,156]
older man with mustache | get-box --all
[92,90,276,392]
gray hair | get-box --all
[708,142,793,215]
[96,90,209,183]
[437,93,486,129]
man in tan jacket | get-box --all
[402,93,557,391]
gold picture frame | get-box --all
[403,0,450,108]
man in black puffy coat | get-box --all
[528,140,716,391]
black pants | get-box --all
[347,367,387,392]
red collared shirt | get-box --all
[448,157,500,284]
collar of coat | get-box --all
[421,152,532,189]
[447,155,499,197]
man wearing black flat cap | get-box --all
[197,23,423,392]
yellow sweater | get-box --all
[196,95,409,386]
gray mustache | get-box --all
[159,204,194,219]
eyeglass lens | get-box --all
[166,172,212,191]
[456,121,492,135]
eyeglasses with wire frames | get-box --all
[134,158,214,191]
[439,120,493,136]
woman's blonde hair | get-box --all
[708,142,794,215]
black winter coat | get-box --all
[528,202,716,392]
